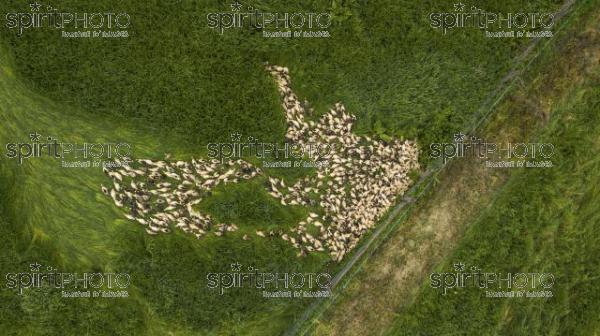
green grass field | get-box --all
[0,0,559,156]
[298,1,600,335]
[385,2,600,334]
[387,74,600,336]
[0,0,581,335]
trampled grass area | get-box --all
[0,46,326,335]
[0,0,570,335]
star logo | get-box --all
[230,132,242,142]
[247,136,256,143]
[29,132,41,142]
[30,2,42,11]
[453,132,466,143]
[453,2,465,11]
[30,262,41,272]
[230,1,242,11]
[231,262,242,271]
[453,262,465,272]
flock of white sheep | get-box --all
[102,157,260,238]
[102,65,419,262]
[263,65,419,261]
